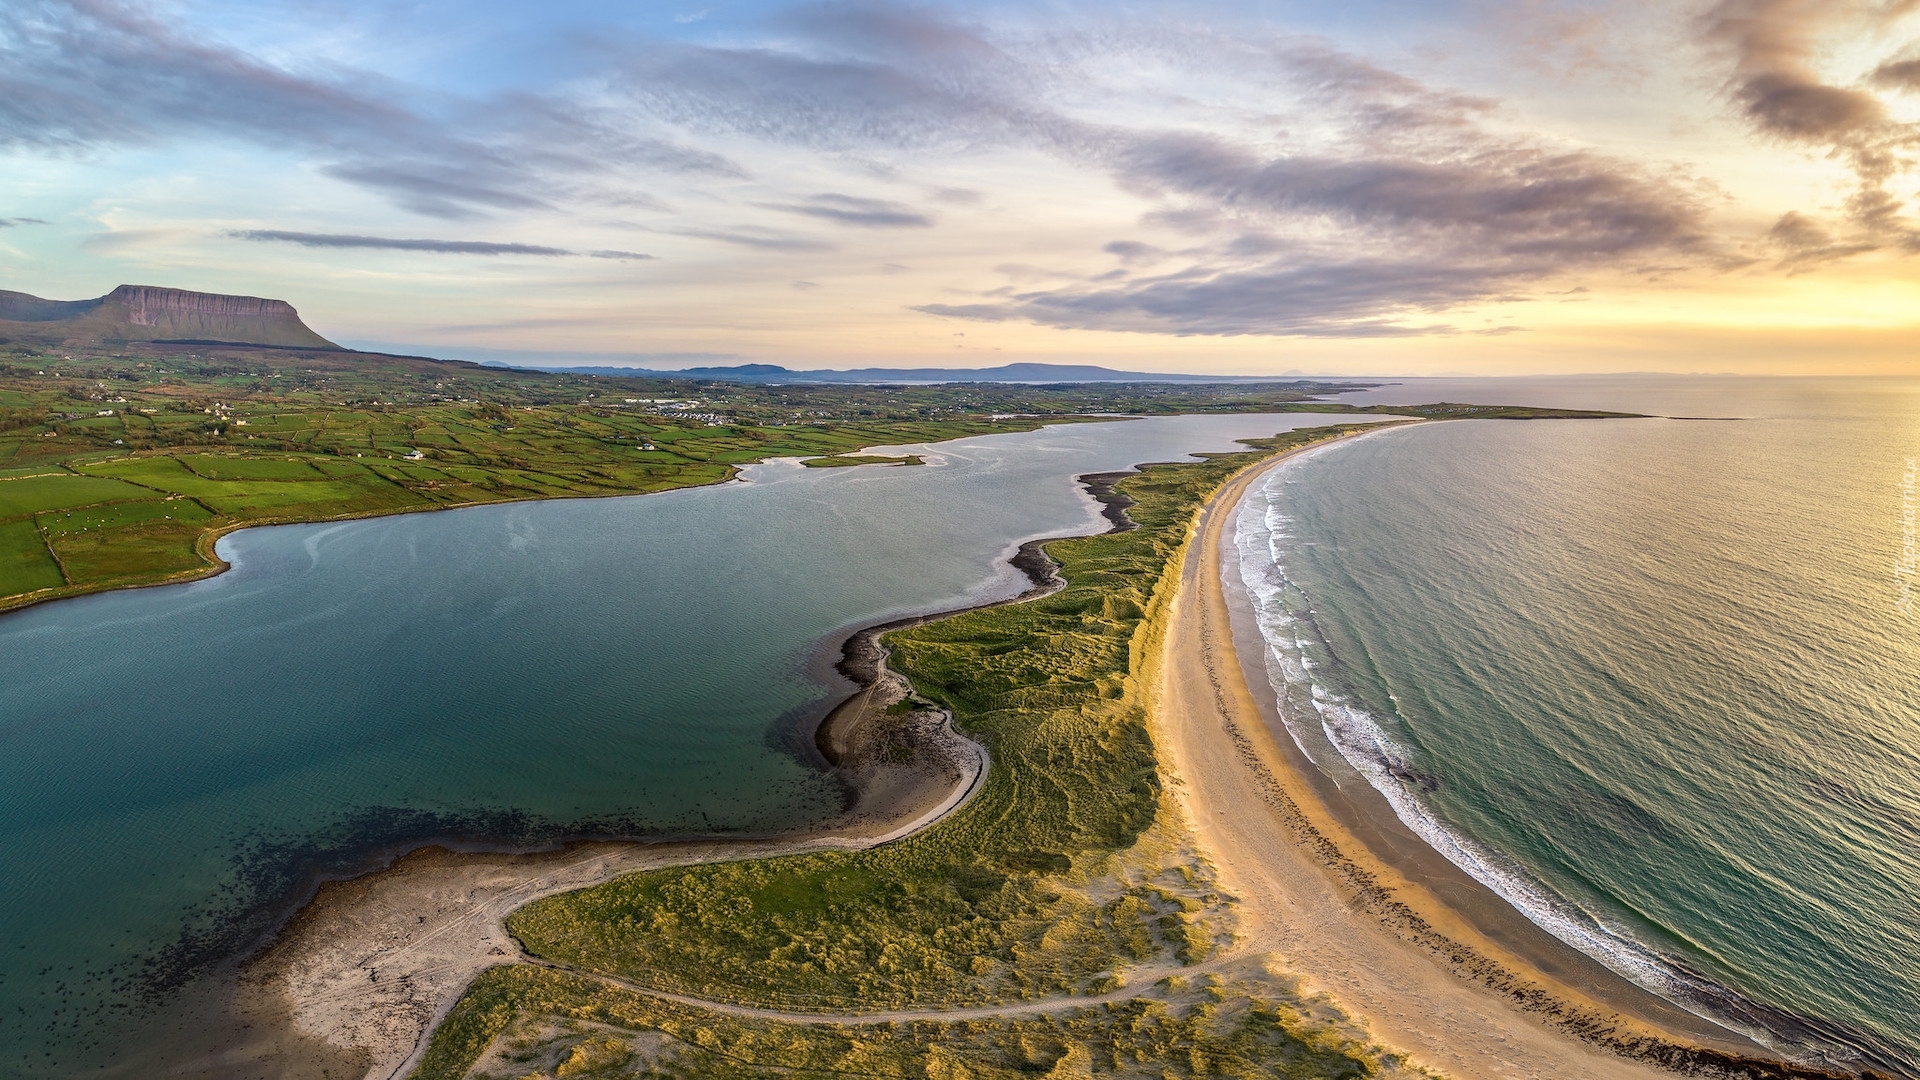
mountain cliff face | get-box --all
[0,285,337,348]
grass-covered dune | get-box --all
[411,422,1396,1080]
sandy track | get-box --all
[248,728,987,1080]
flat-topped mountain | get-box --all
[0,284,337,349]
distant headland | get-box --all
[0,284,337,350]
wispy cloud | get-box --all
[598,5,1713,334]
[8,0,1905,347]
[651,225,836,251]
[0,217,48,227]
[1702,0,1920,249]
[768,193,933,228]
[232,230,576,256]
[0,0,742,220]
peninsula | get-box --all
[0,286,1631,614]
[246,425,1844,1080]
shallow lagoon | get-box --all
[0,413,1360,1076]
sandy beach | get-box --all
[234,527,1127,1079]
[1152,441,1845,1079]
[226,437,1858,1080]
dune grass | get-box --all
[424,965,1401,1080]
[409,422,1384,1079]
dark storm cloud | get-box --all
[768,193,934,227]
[233,231,575,256]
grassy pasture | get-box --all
[0,473,153,517]
[0,517,63,596]
[0,415,1062,611]
[411,424,1386,1079]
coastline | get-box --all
[52,422,1875,1080]
[1157,439,1872,1079]
[230,471,1128,1080]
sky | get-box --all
[3,0,1919,375]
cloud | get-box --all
[918,252,1544,337]
[1873,57,1920,90]
[1111,134,1706,260]
[587,7,1716,334]
[1104,240,1166,264]
[1702,1,1887,141]
[0,1,1836,337]
[767,193,933,227]
[1702,0,1920,245]
[0,0,743,219]
[653,225,836,251]
[232,230,575,256]
[0,217,48,227]
[589,249,656,260]
[1766,211,1879,270]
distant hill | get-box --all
[522,361,1327,385]
[0,285,337,349]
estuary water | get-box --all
[1235,378,1920,1075]
[0,413,1357,1077]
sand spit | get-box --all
[241,492,1123,1080]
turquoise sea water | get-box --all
[0,413,1357,1077]
[1235,378,1920,1075]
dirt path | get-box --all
[514,953,1243,1027]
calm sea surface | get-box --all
[0,413,1357,1076]
[1236,377,1920,1075]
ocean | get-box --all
[0,412,1358,1077]
[1234,377,1920,1075]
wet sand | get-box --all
[1154,439,1863,1079]
[227,501,1119,1079]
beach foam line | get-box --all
[1229,451,1907,1077]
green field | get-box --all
[411,423,1404,1080]
[0,404,1074,610]
[0,340,1631,613]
